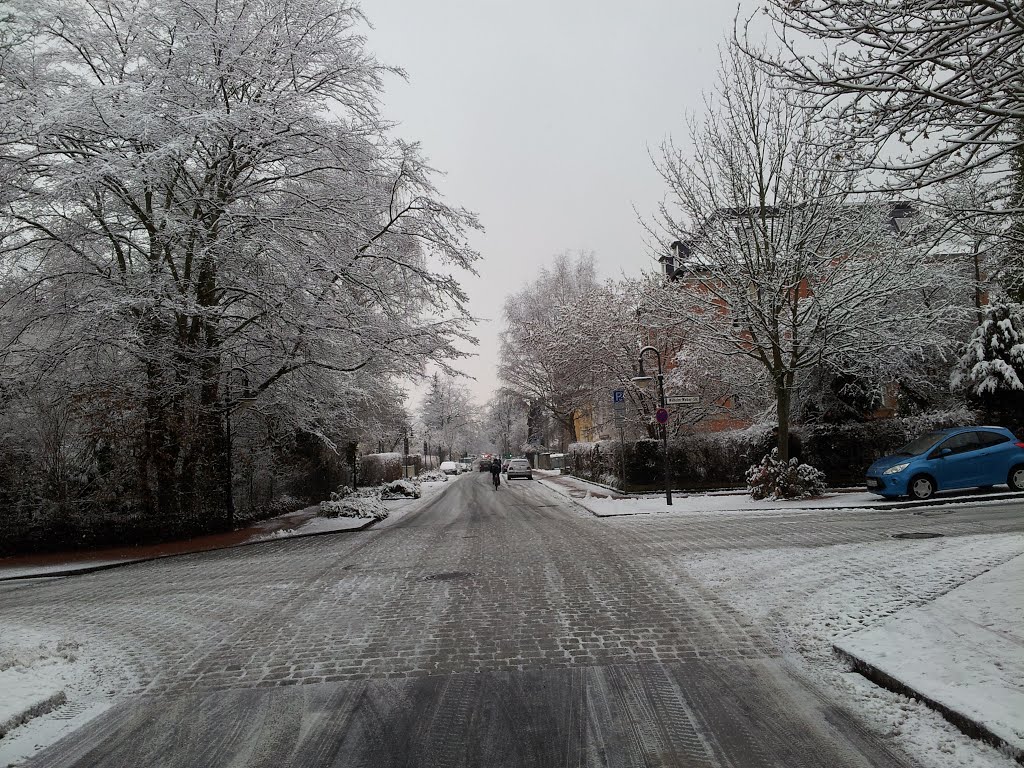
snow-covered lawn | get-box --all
[672,533,1024,768]
[0,626,134,767]
[836,554,1024,757]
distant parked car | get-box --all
[458,461,471,473]
[501,460,510,473]
[866,426,1024,500]
[505,458,533,480]
[439,461,460,475]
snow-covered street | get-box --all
[1,473,1021,767]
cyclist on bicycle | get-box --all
[490,457,501,489]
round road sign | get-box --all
[655,407,669,424]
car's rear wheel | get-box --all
[909,474,935,501]
[1008,465,1024,491]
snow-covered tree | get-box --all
[749,0,1024,194]
[749,1,1024,296]
[0,0,478,529]
[484,389,528,457]
[649,43,966,460]
[498,252,601,444]
[952,303,1024,419]
[419,373,478,462]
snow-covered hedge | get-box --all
[318,493,388,520]
[746,450,827,500]
[566,410,981,490]
[359,452,403,485]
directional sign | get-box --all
[665,395,699,406]
[655,407,669,425]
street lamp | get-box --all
[632,346,672,506]
[224,368,257,528]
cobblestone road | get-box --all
[4,474,1021,767]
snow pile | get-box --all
[318,493,388,520]
[746,448,826,500]
[416,469,448,483]
[380,479,421,499]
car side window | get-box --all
[933,432,980,457]
[975,431,1009,448]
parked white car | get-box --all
[458,461,471,473]
[506,458,533,480]
[439,461,460,475]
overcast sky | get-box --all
[360,1,751,407]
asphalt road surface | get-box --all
[5,473,1021,767]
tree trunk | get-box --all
[776,377,792,463]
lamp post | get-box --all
[632,346,672,506]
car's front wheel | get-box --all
[908,474,935,501]
[1008,465,1024,492]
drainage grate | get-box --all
[892,532,944,540]
[420,571,473,582]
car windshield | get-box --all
[894,432,947,457]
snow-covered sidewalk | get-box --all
[0,627,134,767]
[835,555,1024,760]
[536,470,1024,516]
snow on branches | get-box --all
[650,43,968,459]
[0,0,479,524]
[750,0,1024,195]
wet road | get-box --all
[6,472,1005,767]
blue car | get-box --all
[866,426,1024,500]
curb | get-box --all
[0,515,381,583]
[538,476,1024,517]
[0,690,68,739]
[899,491,1024,512]
[534,478,603,517]
[834,646,1024,764]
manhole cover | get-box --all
[892,532,944,540]
[421,571,473,582]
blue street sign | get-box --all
[612,389,625,403]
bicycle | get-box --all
[492,472,500,490]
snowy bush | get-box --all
[746,449,827,501]
[318,496,388,520]
[416,469,448,483]
[380,479,421,499]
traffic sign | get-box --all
[612,389,626,414]
[665,395,699,406]
[655,408,669,424]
